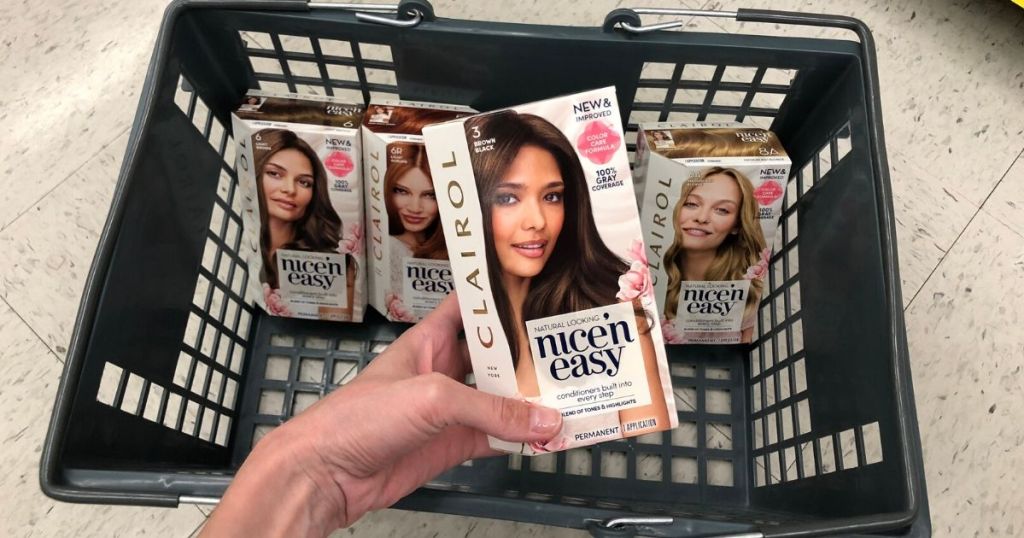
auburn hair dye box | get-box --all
[231,90,366,322]
[361,101,474,323]
[635,122,791,344]
[423,88,678,454]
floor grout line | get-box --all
[977,148,1024,239]
[0,295,64,363]
[0,125,131,235]
[904,146,1024,311]
[186,510,207,538]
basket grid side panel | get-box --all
[748,120,883,489]
[93,72,257,451]
[238,31,399,103]
[625,61,797,162]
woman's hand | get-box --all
[201,294,563,537]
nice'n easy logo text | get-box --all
[532,312,635,381]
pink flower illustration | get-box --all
[263,283,293,317]
[337,223,364,256]
[743,247,771,280]
[386,292,416,322]
[661,318,685,345]
[616,260,651,302]
[626,238,648,267]
[616,239,652,302]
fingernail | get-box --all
[529,406,562,435]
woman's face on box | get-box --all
[677,172,741,252]
[262,148,314,223]
[391,168,439,234]
[490,145,565,280]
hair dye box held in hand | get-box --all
[231,90,366,322]
[635,122,791,344]
[362,101,474,323]
[424,88,678,455]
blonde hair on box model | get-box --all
[662,166,767,320]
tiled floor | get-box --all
[2,0,1022,536]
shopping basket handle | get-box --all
[306,0,435,26]
[603,7,738,33]
[583,517,764,538]
[603,7,871,44]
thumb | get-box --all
[412,373,563,444]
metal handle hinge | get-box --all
[608,8,739,34]
[307,1,428,28]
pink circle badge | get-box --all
[576,121,622,165]
[325,150,354,178]
[754,180,783,206]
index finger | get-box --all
[421,292,464,335]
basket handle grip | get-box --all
[306,0,435,25]
[584,517,764,538]
[603,8,737,33]
[603,7,872,46]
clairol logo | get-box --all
[532,312,635,380]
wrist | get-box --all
[205,425,346,537]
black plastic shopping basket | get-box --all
[41,1,930,536]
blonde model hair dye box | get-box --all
[361,101,474,323]
[231,90,366,322]
[635,122,791,345]
[423,88,678,455]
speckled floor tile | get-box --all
[188,518,206,538]
[888,151,979,305]
[0,0,172,229]
[0,300,206,537]
[985,152,1024,234]
[904,211,1024,536]
[0,131,126,357]
[696,0,1024,207]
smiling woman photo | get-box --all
[254,128,356,318]
[384,142,447,260]
[662,166,767,342]
[464,110,669,441]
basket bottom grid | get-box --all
[234,311,758,519]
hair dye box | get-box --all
[635,122,791,344]
[361,101,474,322]
[231,90,366,322]
[423,88,678,454]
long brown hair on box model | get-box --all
[464,110,631,364]
[383,142,447,260]
[254,128,343,288]
[662,166,766,319]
